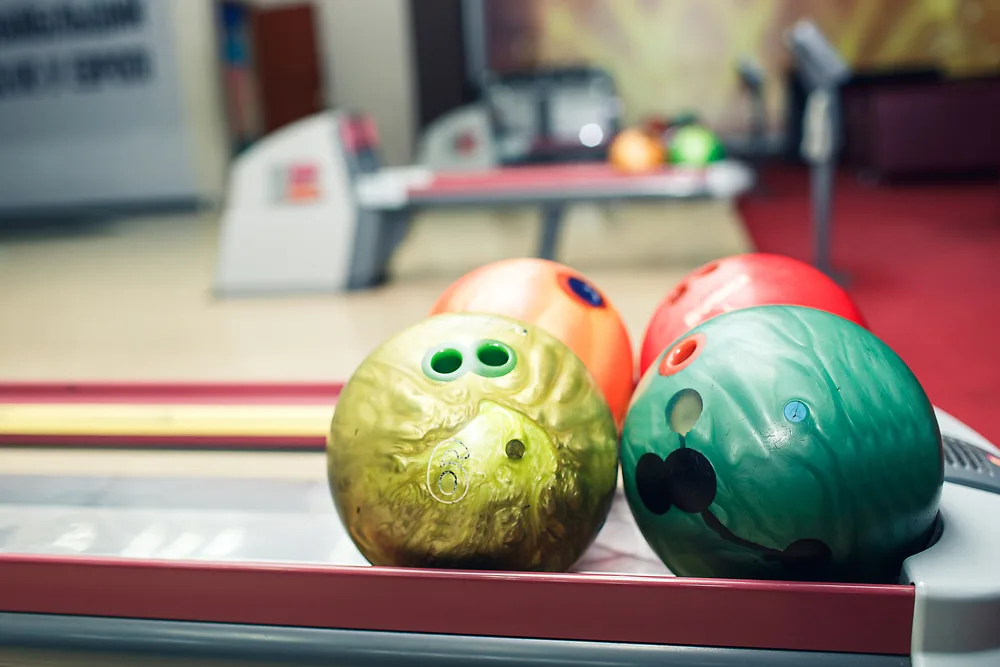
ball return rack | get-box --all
[0,394,998,666]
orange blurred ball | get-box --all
[431,259,635,428]
[608,128,664,173]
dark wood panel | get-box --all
[409,0,475,129]
[251,4,323,133]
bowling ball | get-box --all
[328,312,619,571]
[640,115,671,138]
[639,253,867,376]
[609,127,665,173]
[431,258,634,428]
[622,305,943,583]
[668,124,724,166]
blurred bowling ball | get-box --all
[622,305,943,583]
[609,127,665,173]
[328,312,619,571]
[640,115,671,138]
[668,124,724,166]
[639,253,867,376]
[431,258,634,428]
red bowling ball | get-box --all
[638,253,868,376]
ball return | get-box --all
[0,393,998,666]
[213,111,755,295]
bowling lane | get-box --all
[0,383,339,449]
[0,447,669,575]
[0,206,752,384]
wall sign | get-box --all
[0,0,198,211]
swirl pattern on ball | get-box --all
[328,313,619,571]
[622,305,943,583]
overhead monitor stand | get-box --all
[785,20,851,284]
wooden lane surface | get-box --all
[0,384,337,477]
[0,207,751,385]
[0,383,340,450]
[0,404,334,438]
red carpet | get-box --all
[737,168,1000,444]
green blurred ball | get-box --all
[621,305,943,583]
[668,124,725,166]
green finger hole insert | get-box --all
[422,346,466,381]
[474,340,517,378]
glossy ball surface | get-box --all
[328,312,619,571]
[609,127,665,173]
[639,253,867,376]
[623,305,943,583]
[668,124,724,166]
[431,258,634,428]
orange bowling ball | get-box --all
[608,128,664,174]
[431,259,635,428]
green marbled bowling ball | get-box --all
[621,305,943,583]
[668,124,724,166]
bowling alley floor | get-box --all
[0,202,751,383]
[0,200,747,557]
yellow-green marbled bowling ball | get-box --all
[327,312,619,571]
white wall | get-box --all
[315,0,418,166]
[168,0,229,203]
